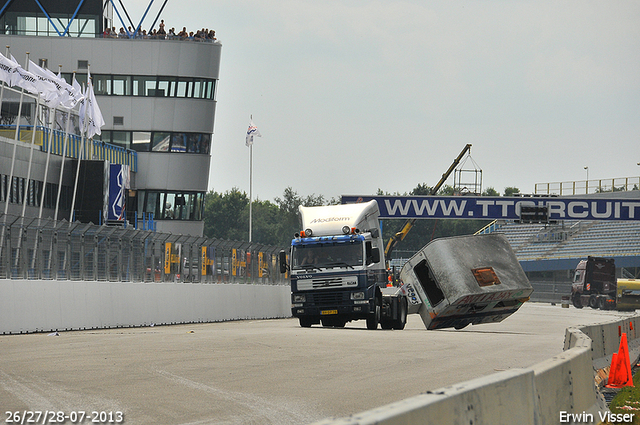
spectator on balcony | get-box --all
[157,20,166,39]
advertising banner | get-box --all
[164,243,172,274]
[108,164,130,221]
[341,195,640,221]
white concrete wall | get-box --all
[0,280,291,334]
[313,315,640,425]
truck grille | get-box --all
[297,275,358,291]
[311,292,346,306]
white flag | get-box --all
[246,120,261,146]
[0,53,19,87]
[84,70,105,138]
[9,56,42,95]
[28,60,65,108]
[73,74,85,123]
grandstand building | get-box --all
[0,0,220,236]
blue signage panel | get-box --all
[341,195,640,221]
[108,164,129,221]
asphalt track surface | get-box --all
[0,303,632,425]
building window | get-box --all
[170,133,187,153]
[140,190,204,221]
[112,75,131,96]
[187,133,211,154]
[133,76,157,96]
[0,174,6,202]
[111,131,130,149]
[93,74,110,95]
[157,77,174,97]
[100,130,211,154]
[151,132,171,152]
[131,132,151,152]
[62,73,216,100]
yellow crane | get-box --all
[384,144,473,261]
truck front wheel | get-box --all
[299,317,313,328]
[572,293,583,309]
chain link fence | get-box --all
[0,213,288,284]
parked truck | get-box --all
[571,256,640,311]
[571,257,617,309]
[279,200,408,330]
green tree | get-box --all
[483,187,499,196]
[244,199,281,245]
[503,187,521,197]
[203,188,249,240]
[411,183,432,196]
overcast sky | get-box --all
[123,1,640,202]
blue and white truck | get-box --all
[280,200,533,331]
[279,200,409,330]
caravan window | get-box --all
[413,260,445,306]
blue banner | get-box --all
[341,195,640,221]
[108,164,129,221]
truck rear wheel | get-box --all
[589,295,598,309]
[392,299,407,330]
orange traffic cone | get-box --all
[606,333,634,388]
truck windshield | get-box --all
[292,241,364,270]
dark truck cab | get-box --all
[571,256,617,309]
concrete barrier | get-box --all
[0,279,291,334]
[312,314,640,425]
[534,327,605,425]
[312,369,537,425]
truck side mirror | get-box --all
[370,247,380,264]
[279,250,288,274]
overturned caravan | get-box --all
[400,233,533,330]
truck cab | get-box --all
[571,257,617,309]
[281,200,407,330]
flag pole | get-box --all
[246,116,261,243]
[249,115,253,242]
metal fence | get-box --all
[0,213,288,284]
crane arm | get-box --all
[384,144,472,261]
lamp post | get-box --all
[584,166,589,194]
